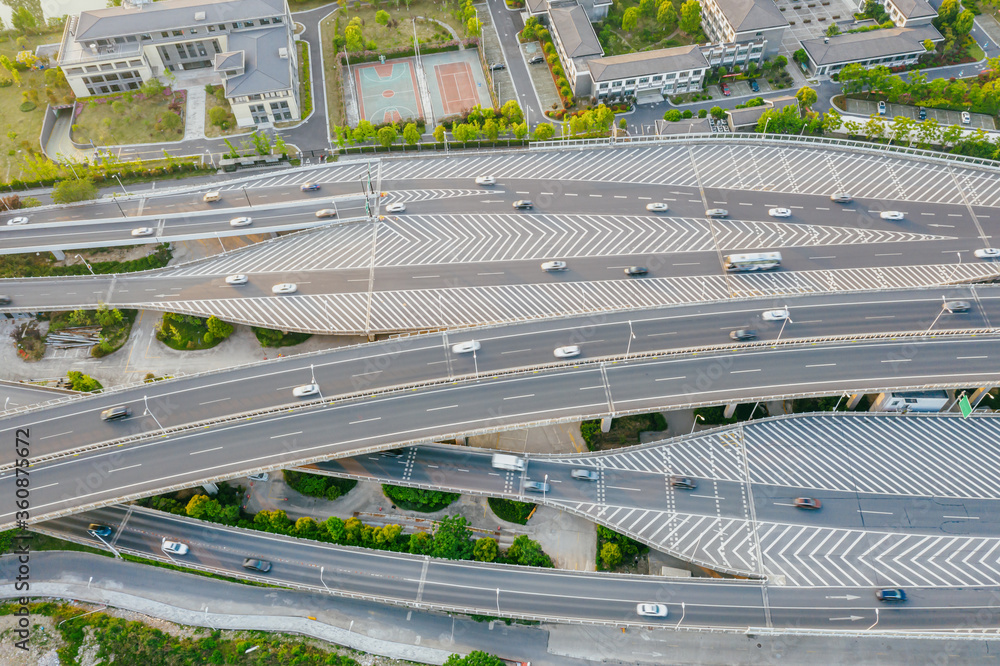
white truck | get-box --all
[491,453,526,471]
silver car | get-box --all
[571,469,599,481]
[524,481,551,493]
[705,208,728,218]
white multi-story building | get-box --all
[588,46,709,101]
[699,0,787,58]
[57,0,299,127]
[800,24,943,77]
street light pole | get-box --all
[205,150,215,168]
[543,473,548,502]
[113,174,128,196]
[626,320,635,355]
[112,197,126,218]
[242,186,252,208]
[690,414,704,434]
[143,395,165,434]
[74,254,95,275]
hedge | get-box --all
[284,469,357,500]
[298,41,312,119]
[339,38,478,65]
[487,497,535,525]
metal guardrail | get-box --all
[11,327,999,471]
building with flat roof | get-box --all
[800,24,943,76]
[724,94,798,130]
[699,0,788,57]
[57,0,299,127]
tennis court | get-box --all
[354,60,424,124]
[421,50,492,119]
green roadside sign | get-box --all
[959,394,972,418]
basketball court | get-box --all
[354,59,423,124]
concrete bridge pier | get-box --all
[846,393,864,410]
[723,403,737,419]
[600,416,613,433]
[969,386,995,409]
[51,250,65,261]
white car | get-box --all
[225,274,249,285]
[973,248,1000,259]
[6,216,27,226]
[229,216,253,227]
[131,227,154,237]
[475,176,496,185]
[541,261,567,271]
[161,539,189,556]
[636,603,668,618]
[451,340,481,353]
[554,345,580,358]
[645,202,669,212]
[292,383,319,397]
[271,283,297,294]
[385,203,406,213]
[962,111,972,125]
[315,209,337,218]
[880,211,904,221]
[248,472,269,482]
[762,309,790,321]
[768,208,791,218]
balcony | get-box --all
[58,20,143,67]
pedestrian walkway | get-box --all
[182,85,208,142]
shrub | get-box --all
[382,484,459,512]
[284,470,357,500]
[663,109,682,121]
[488,497,535,524]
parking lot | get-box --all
[844,98,997,130]
[706,77,771,100]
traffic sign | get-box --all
[959,394,972,418]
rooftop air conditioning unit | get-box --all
[195,11,206,20]
[278,47,288,58]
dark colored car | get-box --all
[730,329,757,341]
[528,54,545,64]
[100,405,131,421]
[943,301,971,313]
[513,200,533,210]
[721,81,731,96]
[0,295,10,305]
[918,107,927,120]
[87,524,113,538]
[242,558,272,573]
[300,182,320,192]
[380,448,406,458]
[624,266,648,276]
[490,62,506,70]
[793,497,822,510]
[876,588,907,602]
[748,78,759,92]
[670,476,697,490]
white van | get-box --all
[203,191,221,202]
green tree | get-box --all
[375,523,403,550]
[444,651,506,666]
[273,134,287,156]
[156,110,183,134]
[679,0,702,34]
[432,124,446,142]
[140,76,165,97]
[253,509,292,533]
[825,23,840,37]
[501,99,523,124]
[345,24,364,51]
[95,305,123,328]
[533,122,554,140]
[377,125,398,148]
[375,9,390,25]
[52,177,98,204]
[505,535,552,567]
[639,0,656,16]
[600,542,622,569]
[512,122,528,140]
[482,118,499,141]
[452,122,479,142]
[793,48,809,65]
[937,0,960,25]
[916,117,940,145]
[473,537,499,562]
[432,515,474,560]
[408,530,434,555]
[0,55,21,87]
[663,109,681,121]
[954,9,974,35]
[709,105,725,119]
[822,108,843,133]
[657,1,677,26]
[208,106,229,128]
[621,6,640,31]
[795,86,817,109]
[66,370,103,392]
[206,316,233,340]
[403,122,420,145]
[863,115,886,141]
[467,16,481,36]
[11,7,36,34]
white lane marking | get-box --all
[731,369,761,374]
[579,385,604,390]
[655,376,687,382]
[648,332,677,337]
[943,515,979,520]
[606,485,642,491]
[809,256,836,259]
[806,363,836,368]
[501,349,531,354]
[350,417,382,424]
[198,398,231,405]
[426,404,458,411]
[110,464,141,473]
[503,394,535,400]
[865,316,894,320]
[881,359,910,363]
[875,252,902,256]
[957,355,988,359]
[478,272,504,276]
[351,371,382,377]
[270,431,303,439]
[190,447,224,455]
[691,494,725,500]
[412,275,440,279]
[40,431,73,440]
[858,510,893,515]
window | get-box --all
[212,40,221,53]
[67,67,83,75]
[273,16,282,23]
[163,51,170,61]
[225,69,238,76]
[259,18,270,24]
[140,34,151,40]
[612,81,622,87]
[638,77,649,83]
[190,28,198,34]
[100,85,109,93]
[208,25,216,32]
[599,82,609,89]
[232,22,239,29]
[176,45,186,58]
[85,65,99,73]
[100,63,114,71]
[218,24,226,31]
[89,75,104,83]
[129,59,141,67]
[187,44,198,58]
[243,21,254,27]
[198,46,206,56]
[172,30,183,36]
[105,73,118,81]
[116,61,128,69]
[114,37,125,44]
[126,35,137,42]
[160,31,169,37]
[128,81,139,90]
[652,75,662,81]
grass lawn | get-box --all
[0,26,74,182]
[968,40,986,63]
[595,0,698,56]
[580,413,667,450]
[203,84,242,138]
[72,89,186,145]
[320,0,464,131]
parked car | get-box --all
[880,211,904,221]
[385,203,406,213]
[876,588,907,602]
[624,266,648,276]
[830,193,853,203]
[554,345,580,358]
[300,182,320,191]
[242,558,272,573]
[451,340,481,353]
[524,480,550,493]
[513,200,533,209]
[490,62,506,70]
[793,497,822,510]
[100,406,131,421]
[131,227,154,237]
[704,208,728,218]
[942,300,971,313]
[918,107,927,120]
[0,295,10,305]
[475,176,496,185]
[541,260,567,271]
[229,216,253,227]
[571,469,600,481]
[87,524,113,538]
[730,329,756,341]
[292,383,320,397]
[248,472,269,482]
[720,81,731,96]
[748,78,759,92]
[669,476,697,489]
[962,111,972,124]
[768,208,791,218]
[6,216,27,225]
[762,309,790,321]
[315,209,337,218]
[877,100,886,115]
[645,202,669,212]
[528,54,545,64]
[225,274,249,285]
[974,247,1000,259]
[636,603,669,617]
[271,283,297,294]
[161,539,189,556]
